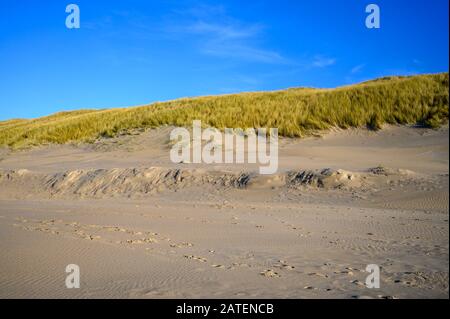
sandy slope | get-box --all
[0,125,448,298]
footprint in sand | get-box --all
[184,255,207,262]
[24,218,160,244]
[260,269,280,278]
[211,264,225,269]
[170,242,194,248]
[303,286,318,290]
[350,279,365,286]
[274,260,295,271]
[104,226,121,232]
[85,235,101,240]
[124,238,157,244]
[307,272,328,278]
[229,262,251,269]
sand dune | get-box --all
[0,125,448,298]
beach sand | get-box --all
[0,125,448,298]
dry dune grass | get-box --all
[0,73,448,149]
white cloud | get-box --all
[350,64,365,74]
[311,55,336,68]
[183,21,262,41]
[165,5,288,64]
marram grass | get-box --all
[0,73,448,149]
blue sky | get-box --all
[0,0,448,120]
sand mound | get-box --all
[0,168,253,199]
[0,166,421,199]
[286,168,365,189]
